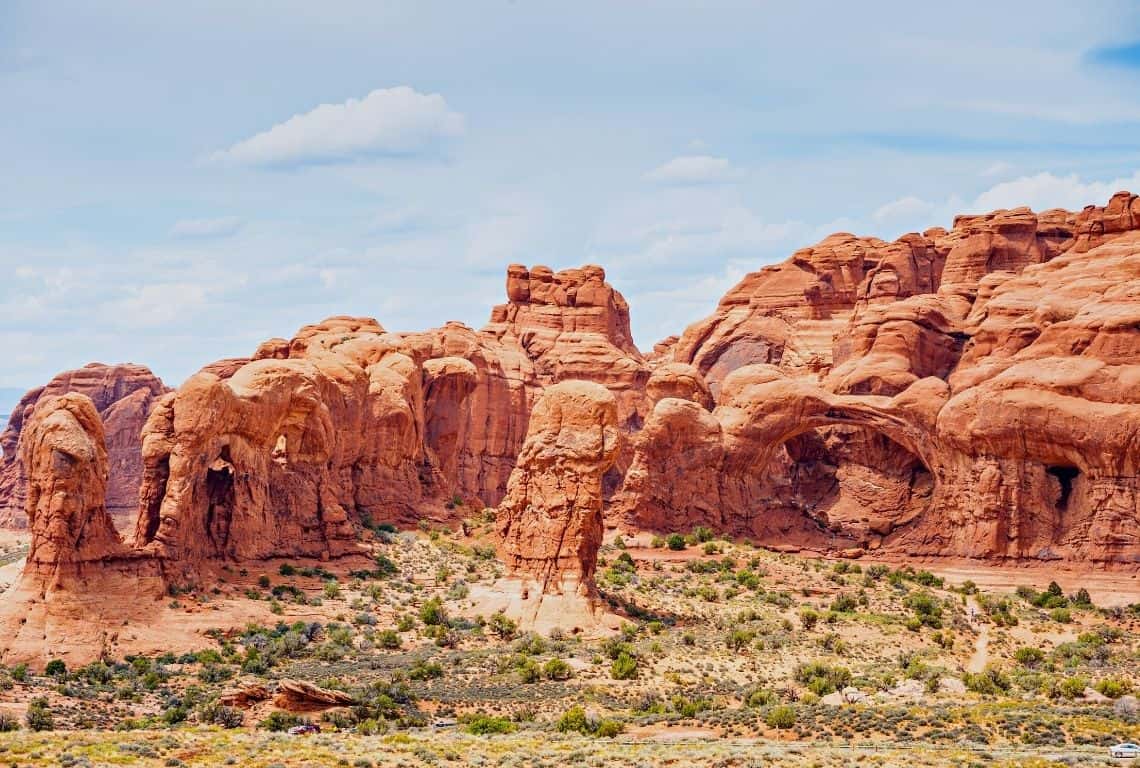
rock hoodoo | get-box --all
[0,363,167,531]
[19,393,126,586]
[494,380,621,626]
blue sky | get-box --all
[3,1,1140,401]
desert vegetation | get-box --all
[0,520,1138,765]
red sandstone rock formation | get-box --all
[496,380,621,611]
[134,316,467,570]
[0,393,168,666]
[19,394,126,584]
[274,679,355,710]
[403,264,647,507]
[626,191,1140,563]
[7,190,1140,659]
[0,363,167,531]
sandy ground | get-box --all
[612,529,1140,606]
[911,563,1140,607]
[965,596,989,672]
[0,556,25,594]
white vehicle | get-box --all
[1111,743,1140,758]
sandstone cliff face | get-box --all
[9,191,1140,616]
[624,191,1140,563]
[0,363,167,531]
[496,380,621,599]
[403,263,647,507]
[134,316,476,570]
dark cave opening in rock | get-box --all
[204,449,236,549]
[1046,465,1080,512]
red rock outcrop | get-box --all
[497,380,621,603]
[274,679,355,710]
[133,316,469,571]
[19,394,126,585]
[0,363,167,531]
[9,189,1140,667]
[618,366,941,548]
[0,393,166,666]
[402,264,647,507]
[626,191,1140,563]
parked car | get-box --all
[288,724,321,735]
[1111,743,1140,758]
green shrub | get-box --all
[593,718,624,738]
[794,661,851,696]
[419,597,446,626]
[543,658,572,681]
[1015,647,1045,667]
[666,534,686,551]
[1058,675,1088,699]
[408,661,444,681]
[765,704,796,730]
[725,629,756,651]
[25,698,52,731]
[516,658,541,683]
[44,659,67,678]
[259,711,303,731]
[488,612,518,640]
[963,665,1011,696]
[1049,607,1072,623]
[691,526,714,543]
[903,592,943,629]
[1096,677,1133,699]
[744,688,779,708]
[556,705,590,734]
[799,609,820,630]
[830,593,859,613]
[199,702,244,728]
[611,652,638,680]
[464,714,515,735]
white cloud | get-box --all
[860,169,1140,240]
[210,86,465,167]
[872,195,936,222]
[646,155,741,185]
[970,170,1140,213]
[111,283,213,328]
[171,216,244,238]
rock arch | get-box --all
[617,365,946,548]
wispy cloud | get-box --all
[209,86,465,167]
[646,155,741,185]
[873,196,936,222]
[170,216,244,238]
[867,169,1140,238]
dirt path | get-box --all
[966,596,989,673]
